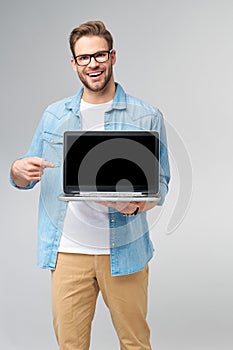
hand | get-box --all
[98,200,158,214]
[97,201,144,215]
[11,157,54,188]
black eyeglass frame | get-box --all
[74,49,113,66]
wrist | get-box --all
[123,207,139,216]
[11,161,30,188]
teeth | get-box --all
[89,72,101,77]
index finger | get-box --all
[40,158,55,168]
[29,157,55,168]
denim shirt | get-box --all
[10,83,170,276]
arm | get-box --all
[98,111,170,214]
[10,110,54,189]
[157,111,170,205]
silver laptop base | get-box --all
[58,192,161,203]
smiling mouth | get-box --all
[87,71,103,78]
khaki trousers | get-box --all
[52,253,152,350]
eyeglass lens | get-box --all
[76,51,111,66]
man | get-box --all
[10,21,170,350]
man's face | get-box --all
[71,35,116,93]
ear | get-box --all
[111,49,117,66]
[71,58,78,72]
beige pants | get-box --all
[52,253,152,350]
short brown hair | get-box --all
[69,20,113,57]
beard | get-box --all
[77,64,113,93]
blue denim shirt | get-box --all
[10,83,170,276]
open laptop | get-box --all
[58,130,161,202]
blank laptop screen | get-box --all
[63,131,159,194]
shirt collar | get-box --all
[65,82,127,115]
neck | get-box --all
[82,79,116,104]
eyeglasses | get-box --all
[74,50,113,66]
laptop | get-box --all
[58,130,161,202]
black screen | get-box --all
[63,131,159,193]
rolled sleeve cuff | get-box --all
[9,173,36,190]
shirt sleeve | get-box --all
[9,112,46,190]
[154,109,170,206]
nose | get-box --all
[88,56,99,67]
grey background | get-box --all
[1,0,232,349]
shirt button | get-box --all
[111,218,115,223]
[112,242,115,247]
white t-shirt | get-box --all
[58,99,113,254]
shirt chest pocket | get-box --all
[42,132,63,167]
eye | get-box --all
[79,55,90,61]
[95,51,107,58]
